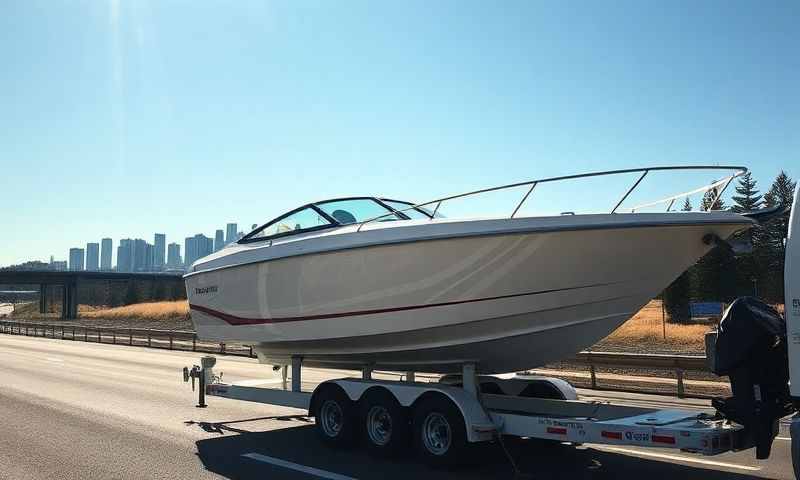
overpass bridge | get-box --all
[0,271,185,319]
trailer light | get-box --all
[547,427,567,435]
[601,431,622,440]
[652,435,676,444]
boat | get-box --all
[185,166,755,374]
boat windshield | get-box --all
[241,197,430,243]
[315,198,403,224]
[246,207,332,241]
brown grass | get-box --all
[600,300,712,352]
[79,300,189,321]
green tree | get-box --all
[755,171,796,302]
[731,172,763,213]
[731,172,763,296]
[663,197,693,322]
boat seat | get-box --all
[331,210,357,225]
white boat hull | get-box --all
[187,215,749,373]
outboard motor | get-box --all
[710,296,793,459]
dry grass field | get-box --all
[597,300,713,353]
[79,301,190,321]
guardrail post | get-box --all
[589,364,597,390]
[192,334,197,352]
[676,368,685,398]
[98,330,101,343]
[147,330,151,348]
[84,328,88,342]
[112,329,116,345]
[26,325,29,336]
[129,328,133,346]
[249,346,253,358]
[61,326,64,340]
[220,343,226,354]
[169,331,173,350]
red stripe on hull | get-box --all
[189,282,612,326]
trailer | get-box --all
[182,185,800,470]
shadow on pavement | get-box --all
[193,418,764,480]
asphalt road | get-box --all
[0,333,794,479]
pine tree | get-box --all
[731,172,763,213]
[756,171,797,302]
[663,197,694,322]
[731,172,763,296]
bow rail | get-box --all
[356,165,747,232]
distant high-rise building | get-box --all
[69,248,84,271]
[153,233,166,270]
[167,243,182,268]
[86,243,100,271]
[184,233,213,267]
[101,238,112,270]
[117,239,134,272]
[184,236,196,269]
[132,239,155,272]
[226,223,238,245]
[214,229,224,252]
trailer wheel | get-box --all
[412,395,468,467]
[359,388,411,457]
[313,385,356,447]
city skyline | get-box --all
[41,222,244,273]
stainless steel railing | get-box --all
[357,165,747,231]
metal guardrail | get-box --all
[569,351,711,398]
[0,320,256,358]
[0,320,717,398]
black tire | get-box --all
[412,395,468,467]
[313,385,357,448]
[359,388,411,457]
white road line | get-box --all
[44,357,64,363]
[242,453,357,480]
[597,446,762,471]
[776,436,791,441]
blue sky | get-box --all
[1,0,797,267]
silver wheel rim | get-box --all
[320,399,343,437]
[422,412,451,455]
[366,405,393,446]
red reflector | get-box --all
[601,431,622,440]
[547,427,567,435]
[652,435,676,444]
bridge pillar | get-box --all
[61,285,68,319]
[67,282,78,319]
[39,284,47,314]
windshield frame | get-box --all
[238,196,417,244]
[239,203,338,244]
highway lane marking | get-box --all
[242,453,357,480]
[44,357,63,363]
[596,446,761,471]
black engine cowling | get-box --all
[710,296,793,459]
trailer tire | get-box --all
[313,384,356,448]
[359,388,411,457]
[412,395,468,467]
